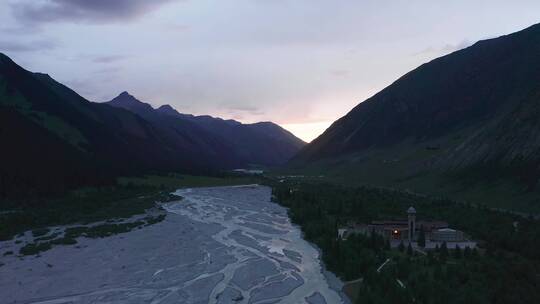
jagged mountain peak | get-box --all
[112,91,141,102]
[156,104,182,116]
[106,91,155,114]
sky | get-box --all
[1,1,540,142]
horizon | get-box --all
[1,1,540,142]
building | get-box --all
[407,206,416,241]
[367,220,412,240]
[338,206,472,247]
[430,228,464,242]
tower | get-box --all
[407,206,416,241]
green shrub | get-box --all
[145,214,166,225]
[64,226,89,238]
[51,237,77,245]
[19,242,52,256]
[31,228,50,237]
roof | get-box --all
[371,220,408,226]
[407,206,416,214]
[437,228,457,232]
[417,221,449,229]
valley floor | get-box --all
[0,185,347,304]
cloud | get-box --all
[92,55,126,64]
[10,0,178,24]
[440,39,474,52]
[413,39,473,56]
[222,104,266,116]
[330,69,350,77]
[94,66,122,74]
[164,23,191,32]
[226,105,260,112]
[0,26,37,35]
[0,39,58,53]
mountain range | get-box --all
[0,53,304,197]
[4,22,540,211]
[292,23,540,212]
[106,92,304,167]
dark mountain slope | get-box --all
[0,53,235,197]
[107,93,306,166]
[296,23,540,162]
[291,23,540,212]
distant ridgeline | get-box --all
[0,53,304,198]
[291,23,540,212]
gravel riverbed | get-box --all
[0,185,347,304]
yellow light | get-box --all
[394,230,398,234]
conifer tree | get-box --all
[440,242,448,262]
[418,227,426,247]
[427,250,435,265]
[384,238,391,251]
[399,240,405,252]
[454,245,462,259]
[463,246,471,259]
